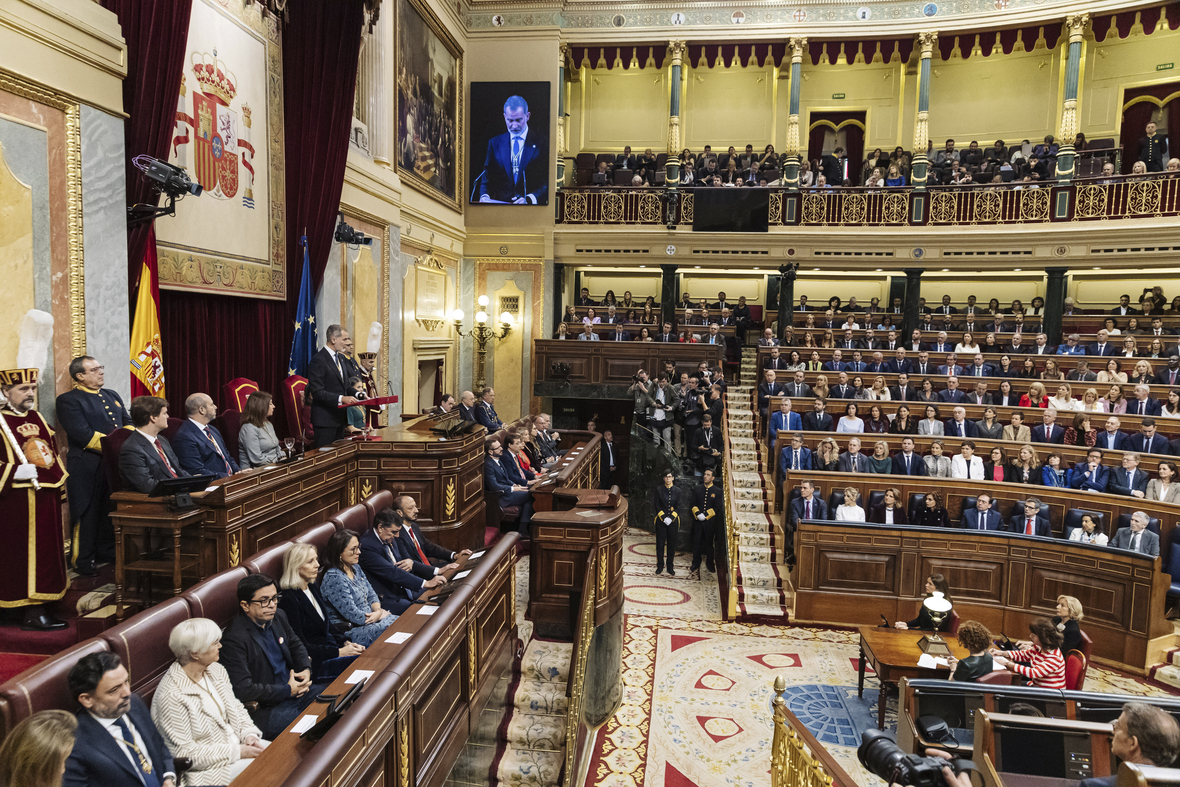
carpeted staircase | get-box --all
[491,638,572,787]
[725,385,792,619]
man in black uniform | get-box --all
[691,468,722,577]
[649,470,682,576]
[55,355,131,575]
[1138,121,1169,173]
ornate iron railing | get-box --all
[554,175,1180,227]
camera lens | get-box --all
[857,729,911,784]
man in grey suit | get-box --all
[1109,511,1161,557]
[836,438,866,472]
[118,396,190,494]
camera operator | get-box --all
[648,372,679,448]
[693,412,722,476]
[629,369,654,437]
[859,732,976,787]
[679,377,705,456]
[671,372,690,457]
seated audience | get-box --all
[869,487,909,524]
[1069,513,1108,545]
[220,573,321,739]
[120,395,190,494]
[811,437,839,471]
[484,437,535,537]
[961,493,1002,531]
[912,490,950,528]
[1063,413,1097,447]
[1109,511,1161,556]
[924,440,952,478]
[1042,452,1071,487]
[867,440,892,473]
[0,709,76,787]
[172,393,239,478]
[239,391,283,468]
[1009,498,1050,536]
[64,652,176,787]
[949,620,994,682]
[990,619,1066,688]
[951,440,983,479]
[278,543,365,680]
[1107,452,1149,497]
[151,618,269,785]
[1146,460,1180,503]
[1009,444,1041,485]
[319,530,398,648]
[1071,448,1111,493]
[834,487,866,522]
[895,573,953,630]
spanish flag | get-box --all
[129,225,166,398]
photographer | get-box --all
[629,369,654,436]
[692,412,722,476]
[679,377,705,455]
[648,372,679,448]
[859,734,976,787]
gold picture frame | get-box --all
[395,0,464,212]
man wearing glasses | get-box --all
[220,573,326,738]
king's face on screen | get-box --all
[504,105,529,135]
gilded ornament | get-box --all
[229,533,241,567]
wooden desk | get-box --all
[858,626,968,729]
[237,532,519,787]
[109,494,207,619]
[757,345,1172,375]
[530,434,603,511]
[797,517,1171,673]
[532,339,724,399]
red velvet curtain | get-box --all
[1120,81,1180,173]
[100,0,194,294]
[159,0,366,435]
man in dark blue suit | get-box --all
[787,480,827,536]
[1031,410,1066,444]
[609,324,632,342]
[892,438,927,475]
[394,494,467,576]
[937,377,966,404]
[778,432,812,480]
[1128,385,1162,417]
[484,437,534,536]
[1133,418,1169,455]
[768,399,802,442]
[964,354,992,377]
[1008,499,1051,536]
[888,349,913,375]
[1099,416,1131,451]
[359,509,447,612]
[65,652,176,787]
[171,392,238,478]
[1107,453,1150,497]
[1088,330,1118,357]
[960,494,1003,530]
[802,398,833,431]
[1071,449,1112,493]
[474,388,505,430]
[944,407,976,438]
[477,95,548,205]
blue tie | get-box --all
[113,716,162,787]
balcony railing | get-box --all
[554,173,1180,228]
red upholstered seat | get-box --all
[364,490,394,524]
[223,377,259,412]
[295,522,338,550]
[1065,649,1088,691]
[162,417,184,443]
[946,609,961,636]
[245,541,292,580]
[0,638,109,739]
[283,375,312,443]
[182,567,249,629]
[101,427,135,494]
[101,597,191,705]
[978,669,1017,685]
[1078,628,1093,664]
[213,410,242,467]
[331,503,369,534]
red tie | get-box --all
[406,526,429,563]
[154,441,177,477]
[1025,518,1034,535]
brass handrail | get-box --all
[563,546,597,787]
[771,676,857,787]
[720,392,738,618]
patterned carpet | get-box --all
[582,528,1180,787]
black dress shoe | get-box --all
[655,566,663,575]
[21,611,67,631]
[74,560,99,577]
[667,567,676,576]
[706,563,716,573]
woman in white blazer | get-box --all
[1146,460,1180,505]
[152,618,269,786]
[917,404,945,436]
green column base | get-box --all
[910,156,930,193]
[1055,145,1076,183]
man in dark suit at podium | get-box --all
[119,396,190,494]
[476,95,548,205]
[307,324,360,448]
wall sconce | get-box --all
[453,295,513,390]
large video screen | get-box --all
[469,82,550,206]
[692,188,771,232]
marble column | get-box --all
[1054,14,1088,182]
[552,263,565,335]
[660,264,678,327]
[910,32,937,192]
[903,268,924,337]
[782,37,807,190]
[1044,267,1069,344]
[668,40,685,154]
[777,264,796,338]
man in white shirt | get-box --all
[951,440,984,479]
[578,323,599,341]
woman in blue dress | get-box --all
[319,530,398,647]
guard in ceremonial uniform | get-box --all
[691,469,723,577]
[649,470,682,576]
[474,388,504,431]
[0,367,68,630]
[355,352,382,429]
[1139,121,1169,173]
[55,356,131,575]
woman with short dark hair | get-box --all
[949,621,994,682]
[991,619,1066,688]
[319,530,397,647]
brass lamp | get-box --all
[917,592,954,657]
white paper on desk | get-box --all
[204,486,219,493]
[345,670,374,684]
[992,662,1010,671]
[263,465,279,470]
[916,653,949,669]
[291,715,318,734]
[454,570,471,579]
[470,550,486,559]
[417,605,438,616]
[386,631,412,644]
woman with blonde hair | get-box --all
[1047,382,1078,412]
[1079,387,1108,413]
[1129,359,1156,385]
[1019,381,1049,408]
[820,330,835,348]
[1010,444,1040,485]
[152,618,270,785]
[0,710,76,787]
[1121,335,1139,358]
[868,440,893,472]
[812,374,830,401]
[812,437,840,471]
[862,375,892,401]
[835,487,866,521]
[277,543,366,680]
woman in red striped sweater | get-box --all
[990,619,1066,689]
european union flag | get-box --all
[288,236,317,377]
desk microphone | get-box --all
[469,169,487,203]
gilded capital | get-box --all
[789,36,808,64]
[559,41,569,69]
[669,39,686,67]
[917,31,938,58]
[1065,13,1089,44]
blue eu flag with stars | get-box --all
[288,236,316,377]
